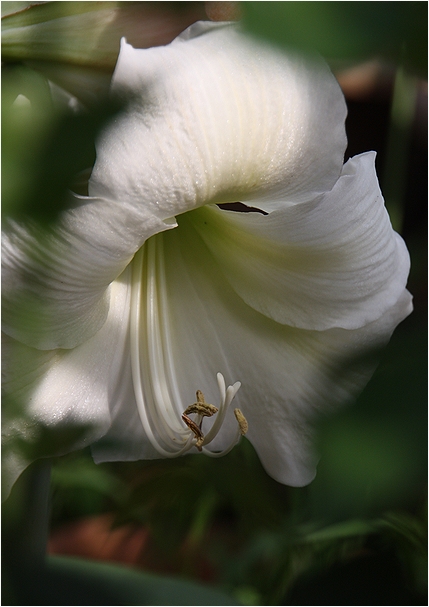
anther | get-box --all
[234,408,248,435]
[182,389,219,451]
[183,390,218,418]
[182,413,204,450]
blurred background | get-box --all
[2,2,427,605]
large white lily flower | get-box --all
[2,22,412,496]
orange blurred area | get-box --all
[48,515,151,567]
[48,514,220,582]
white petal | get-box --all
[246,290,413,486]
[91,351,161,464]
[2,195,175,350]
[91,218,412,485]
[187,152,411,330]
[2,268,132,497]
[91,322,162,465]
[89,21,347,217]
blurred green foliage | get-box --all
[310,313,427,520]
[4,554,241,606]
[243,1,428,74]
[1,2,124,68]
[2,63,121,222]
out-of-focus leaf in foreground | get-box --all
[2,63,121,223]
[1,1,207,101]
[309,312,427,521]
[3,554,241,606]
[243,1,427,74]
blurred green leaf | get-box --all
[2,2,124,69]
[233,585,262,606]
[242,1,427,73]
[1,2,35,17]
[2,62,121,222]
[380,510,428,594]
[309,313,427,520]
[3,555,241,606]
[301,519,376,544]
[51,452,121,495]
[107,438,288,551]
[50,451,126,522]
[2,63,54,219]
[1,1,207,101]
[284,542,426,606]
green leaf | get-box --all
[300,519,376,544]
[2,62,121,222]
[2,2,122,69]
[309,313,427,520]
[4,555,242,606]
[242,1,427,74]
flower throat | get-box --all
[129,232,247,457]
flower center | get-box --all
[129,234,246,457]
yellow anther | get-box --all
[183,390,218,417]
[182,384,246,453]
[182,389,219,451]
[234,408,248,435]
[183,402,218,417]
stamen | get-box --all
[130,234,246,459]
[181,387,223,451]
[183,391,219,418]
[182,413,204,450]
[130,239,192,458]
[202,375,241,445]
[203,402,249,457]
[234,408,248,435]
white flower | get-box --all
[2,22,412,496]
